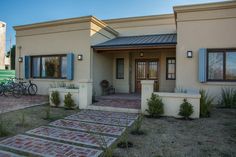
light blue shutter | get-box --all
[198,48,207,83]
[24,56,30,79]
[67,53,74,80]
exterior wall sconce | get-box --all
[77,54,83,60]
[140,52,144,57]
[18,57,23,62]
[187,51,193,58]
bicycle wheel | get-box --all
[28,84,37,96]
[13,85,22,98]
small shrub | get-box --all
[44,105,51,120]
[130,114,145,135]
[219,88,236,108]
[200,89,214,117]
[50,91,60,107]
[0,115,10,137]
[146,93,164,118]
[64,92,76,109]
[178,99,193,120]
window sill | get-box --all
[205,82,236,86]
[30,78,70,81]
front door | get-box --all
[135,59,159,93]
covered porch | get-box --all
[92,33,177,98]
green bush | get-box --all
[219,88,236,108]
[64,92,76,109]
[50,91,60,107]
[178,99,193,119]
[199,89,214,118]
[130,114,145,135]
[146,93,164,118]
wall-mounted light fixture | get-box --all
[77,54,83,60]
[140,52,144,57]
[18,57,23,62]
[187,51,193,58]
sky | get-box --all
[0,0,227,52]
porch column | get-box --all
[78,79,93,109]
[141,80,154,114]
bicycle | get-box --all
[0,78,22,98]
[18,79,38,96]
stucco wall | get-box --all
[0,22,6,69]
[90,22,117,96]
[15,22,92,94]
[112,52,130,93]
[175,6,236,98]
[104,14,176,36]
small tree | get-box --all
[6,45,15,70]
[64,92,76,109]
[178,99,193,119]
[146,93,164,118]
[50,91,60,107]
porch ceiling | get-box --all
[92,33,177,51]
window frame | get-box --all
[116,58,124,79]
[166,57,176,80]
[207,49,236,82]
[30,54,67,79]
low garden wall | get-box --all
[141,80,201,118]
[49,79,92,109]
[49,88,79,108]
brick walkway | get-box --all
[92,93,141,109]
[50,119,125,136]
[0,95,48,113]
[0,110,138,157]
[26,126,116,147]
[0,150,22,157]
[79,110,138,119]
[66,114,135,126]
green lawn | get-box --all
[0,70,15,83]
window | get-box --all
[207,49,236,81]
[31,55,67,79]
[116,58,124,79]
[166,58,176,80]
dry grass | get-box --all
[0,104,78,140]
[114,108,236,157]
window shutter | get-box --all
[67,53,74,80]
[24,56,30,79]
[198,48,207,83]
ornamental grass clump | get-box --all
[219,88,236,108]
[146,93,164,118]
[178,99,193,120]
[50,91,60,107]
[64,92,76,110]
[199,89,214,118]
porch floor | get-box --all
[92,93,141,109]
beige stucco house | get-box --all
[0,21,6,69]
[14,1,236,112]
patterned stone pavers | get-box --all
[65,114,135,126]
[50,119,125,136]
[0,135,102,157]
[0,150,22,157]
[79,109,138,120]
[26,126,117,147]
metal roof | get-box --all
[92,33,177,49]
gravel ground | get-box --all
[114,108,236,157]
